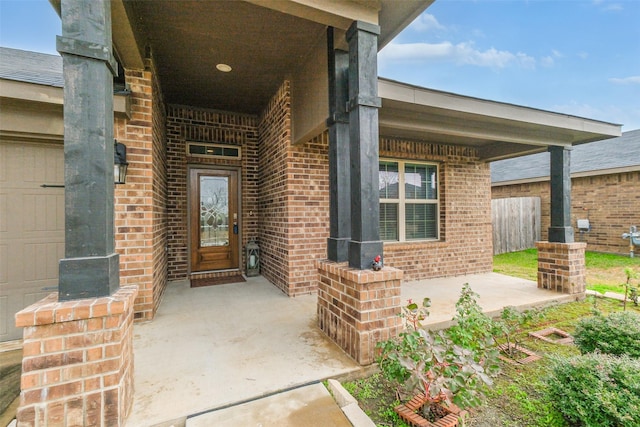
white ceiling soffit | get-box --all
[378,79,622,162]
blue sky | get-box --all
[1,0,638,131]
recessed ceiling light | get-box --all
[216,63,232,73]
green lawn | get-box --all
[493,249,640,295]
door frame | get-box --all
[187,165,242,275]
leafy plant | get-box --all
[399,297,431,331]
[573,310,640,357]
[629,285,639,306]
[623,267,639,309]
[447,283,498,361]
[546,353,640,427]
[376,286,500,419]
[493,306,542,358]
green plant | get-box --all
[399,297,431,331]
[573,311,640,357]
[629,285,639,306]
[378,402,411,427]
[377,287,500,419]
[623,267,639,309]
[494,306,542,358]
[546,353,640,427]
[447,283,497,361]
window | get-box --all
[379,160,439,241]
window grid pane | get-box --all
[405,164,437,200]
[405,203,437,240]
[379,160,439,242]
[380,203,398,241]
[379,162,399,199]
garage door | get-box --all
[0,140,64,342]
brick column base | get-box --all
[14,286,138,427]
[536,241,586,294]
[316,259,403,365]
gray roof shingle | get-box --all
[0,46,63,87]
[491,129,640,183]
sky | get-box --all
[1,0,638,131]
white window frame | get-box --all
[379,159,440,242]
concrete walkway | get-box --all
[126,273,577,426]
[126,278,362,427]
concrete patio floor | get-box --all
[126,272,578,426]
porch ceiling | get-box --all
[112,0,431,115]
[378,79,622,162]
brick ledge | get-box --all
[15,286,138,328]
[315,259,403,283]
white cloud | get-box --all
[541,56,555,67]
[592,0,624,11]
[379,41,536,69]
[603,3,624,11]
[577,52,589,59]
[609,76,640,84]
[540,50,562,67]
[408,13,445,32]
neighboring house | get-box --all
[492,129,640,255]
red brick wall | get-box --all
[492,170,640,254]
[166,105,259,280]
[114,58,167,321]
[163,81,494,294]
[537,241,586,294]
[256,96,494,290]
[288,132,330,295]
[255,81,331,296]
[15,286,137,427]
[150,60,168,316]
[257,82,292,293]
[380,139,493,281]
[316,260,403,365]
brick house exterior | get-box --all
[492,129,640,255]
[0,1,625,423]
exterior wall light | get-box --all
[114,140,128,184]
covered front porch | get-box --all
[128,273,574,426]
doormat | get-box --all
[190,275,246,288]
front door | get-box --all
[189,168,239,272]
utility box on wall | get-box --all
[577,219,590,232]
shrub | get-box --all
[546,353,640,427]
[573,311,640,357]
[376,285,500,413]
[493,305,542,358]
[446,284,497,361]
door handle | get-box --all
[233,213,238,234]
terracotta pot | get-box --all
[394,393,465,427]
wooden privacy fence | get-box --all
[492,197,541,255]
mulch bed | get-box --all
[190,275,246,288]
[497,343,542,365]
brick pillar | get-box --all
[536,241,586,294]
[14,286,137,427]
[316,260,403,365]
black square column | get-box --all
[326,28,351,262]
[346,21,383,270]
[57,0,119,300]
[548,145,575,243]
